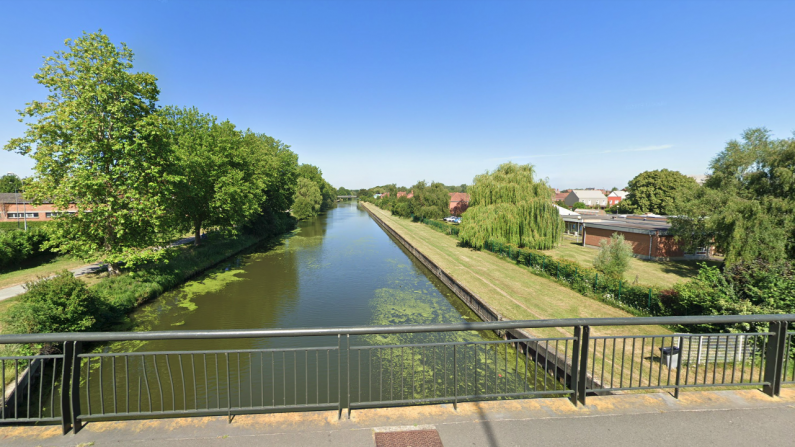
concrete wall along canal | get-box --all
[360,203,601,391]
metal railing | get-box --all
[0,314,793,434]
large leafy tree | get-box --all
[4,31,174,274]
[162,107,264,245]
[410,181,450,219]
[292,177,322,220]
[459,162,562,250]
[241,131,299,214]
[297,164,335,211]
[623,169,698,215]
[672,128,795,265]
[0,174,23,193]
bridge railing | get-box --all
[0,314,793,434]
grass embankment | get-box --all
[547,240,722,288]
[363,203,765,391]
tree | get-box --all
[4,31,174,274]
[459,162,563,250]
[411,181,450,219]
[243,131,298,214]
[623,169,698,215]
[0,174,23,193]
[292,177,322,220]
[672,128,795,265]
[297,164,335,211]
[593,233,633,279]
[571,201,586,210]
[161,107,264,245]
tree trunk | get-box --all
[194,221,202,246]
[107,262,121,276]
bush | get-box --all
[0,227,50,269]
[593,233,632,279]
[571,201,586,209]
[1,271,107,336]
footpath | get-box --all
[1,389,793,446]
[0,236,198,303]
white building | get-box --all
[564,190,608,208]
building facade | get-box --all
[0,193,77,224]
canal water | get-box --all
[75,202,562,418]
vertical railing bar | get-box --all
[515,341,520,393]
[273,351,277,408]
[26,358,32,419]
[721,335,730,384]
[125,357,129,415]
[165,355,175,411]
[282,351,286,406]
[711,336,719,385]
[685,336,692,386]
[38,358,44,419]
[250,353,254,408]
[657,337,664,386]
[590,339,596,388]
[357,350,361,405]
[345,336,350,416]
[85,357,91,416]
[432,346,436,399]
[609,338,616,388]
[554,339,561,392]
[412,346,416,400]
[191,355,197,411]
[214,354,219,410]
[629,338,636,388]
[112,357,117,414]
[143,355,152,412]
[180,354,187,411]
[464,344,469,398]
[731,335,740,384]
[638,338,645,388]
[225,353,231,412]
[544,341,550,392]
[494,344,498,395]
[50,358,57,419]
[694,336,702,386]
[674,336,684,399]
[453,344,458,410]
[316,350,319,405]
[259,352,264,407]
[390,347,394,402]
[534,342,539,393]
[153,355,164,412]
[239,353,243,409]
[756,336,764,384]
[401,346,404,401]
[326,350,330,405]
[665,337,673,386]
[600,338,606,389]
[619,338,626,389]
[1,359,6,420]
[648,337,655,387]
[98,357,105,415]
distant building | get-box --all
[607,190,628,207]
[0,193,77,223]
[554,192,569,202]
[449,192,470,216]
[688,175,709,185]
[564,190,608,208]
[397,191,407,198]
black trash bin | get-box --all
[660,346,680,369]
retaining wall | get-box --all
[360,202,601,391]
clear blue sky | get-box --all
[1,0,794,190]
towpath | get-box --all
[0,236,197,302]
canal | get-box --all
[74,202,562,418]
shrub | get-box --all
[0,227,50,269]
[1,271,107,336]
[593,233,632,279]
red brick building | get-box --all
[0,193,77,223]
[449,192,470,216]
[607,191,627,207]
[582,216,712,259]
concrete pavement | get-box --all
[1,388,793,446]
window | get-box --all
[7,212,39,219]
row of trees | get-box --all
[4,31,332,274]
[360,181,454,220]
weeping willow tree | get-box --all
[459,162,563,250]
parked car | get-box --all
[443,216,457,222]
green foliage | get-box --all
[162,106,267,244]
[459,163,562,250]
[1,271,107,336]
[292,177,322,220]
[593,233,633,279]
[623,169,698,215]
[392,197,415,218]
[0,174,23,193]
[297,164,335,211]
[4,30,175,273]
[672,128,795,266]
[571,201,586,209]
[0,227,50,268]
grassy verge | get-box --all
[547,240,722,288]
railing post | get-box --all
[674,336,683,399]
[763,321,785,397]
[70,341,82,434]
[337,335,342,420]
[569,326,581,406]
[453,344,458,411]
[346,335,351,419]
[60,341,73,435]
[578,326,590,405]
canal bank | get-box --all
[360,202,676,390]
